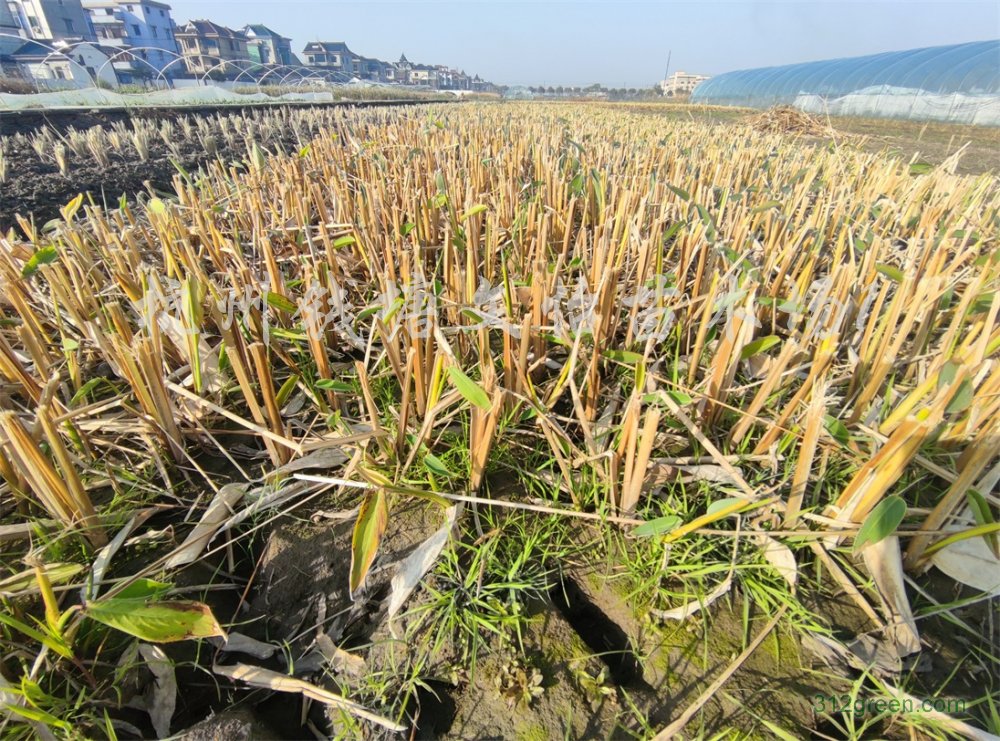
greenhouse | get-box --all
[691,39,1000,125]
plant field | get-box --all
[0,102,998,739]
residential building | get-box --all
[5,37,116,87]
[1,1,22,56]
[435,66,471,90]
[8,0,96,42]
[659,70,710,96]
[406,63,438,87]
[243,24,292,66]
[174,19,248,77]
[354,55,387,82]
[393,52,411,81]
[83,0,179,74]
[302,41,356,80]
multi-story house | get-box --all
[435,66,471,90]
[659,71,710,97]
[8,0,96,42]
[1,1,22,56]
[174,19,248,77]
[354,55,388,82]
[83,0,179,74]
[243,24,292,66]
[406,63,438,87]
[301,41,356,80]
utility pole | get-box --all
[663,50,671,88]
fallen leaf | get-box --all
[213,663,404,732]
[651,576,732,622]
[211,631,278,660]
[862,536,920,657]
[165,484,246,569]
[930,534,1000,595]
[137,644,176,738]
[757,535,798,589]
[315,635,366,677]
[387,505,460,619]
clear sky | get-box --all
[164,1,1000,87]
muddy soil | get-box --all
[102,482,998,740]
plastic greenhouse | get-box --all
[691,40,1000,125]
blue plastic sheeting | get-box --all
[691,40,1000,125]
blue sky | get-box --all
[164,1,1000,87]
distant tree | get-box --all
[555,85,564,95]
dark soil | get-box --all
[0,100,437,230]
[1,111,294,231]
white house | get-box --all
[659,71,710,97]
[7,37,119,88]
[83,0,178,74]
[8,0,96,42]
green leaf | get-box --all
[447,366,492,410]
[922,522,1000,557]
[854,496,907,553]
[601,349,644,364]
[632,515,682,538]
[667,184,690,201]
[0,702,73,732]
[315,378,354,393]
[114,578,172,601]
[251,143,267,171]
[461,204,488,221]
[400,222,416,237]
[908,161,933,175]
[706,497,744,517]
[750,199,782,213]
[945,378,974,415]
[423,453,455,478]
[265,291,297,313]
[740,335,781,360]
[0,563,85,597]
[0,612,73,658]
[333,235,356,248]
[70,377,108,405]
[350,488,388,593]
[967,489,999,555]
[21,246,59,277]
[938,360,959,389]
[875,263,904,282]
[147,197,167,216]
[276,374,300,407]
[824,415,850,445]
[666,390,693,406]
[61,193,84,222]
[85,598,225,643]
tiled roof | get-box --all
[303,41,353,54]
[178,20,246,39]
[244,24,288,40]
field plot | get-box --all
[0,102,998,739]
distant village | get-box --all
[0,0,497,91]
